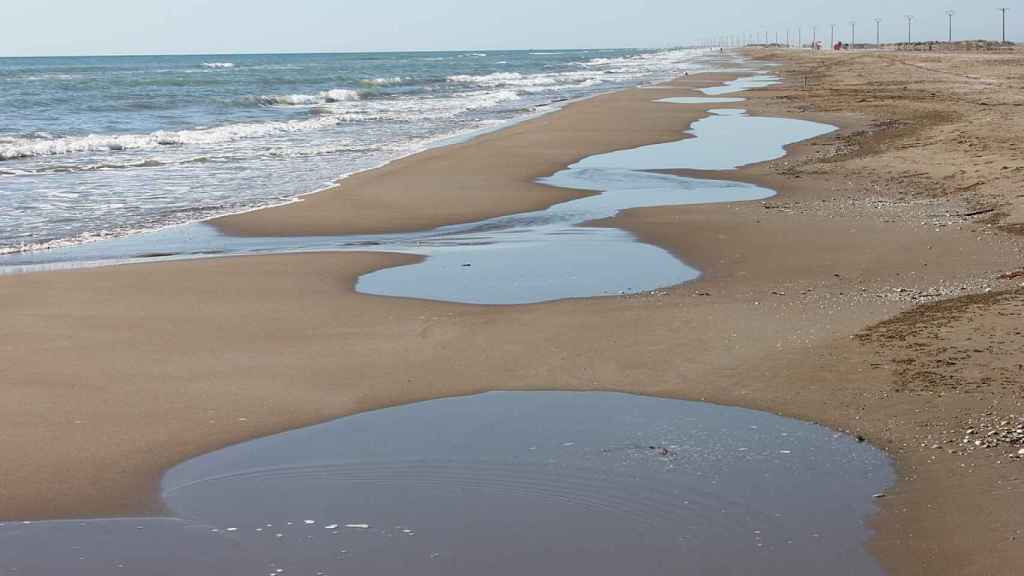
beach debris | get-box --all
[873,493,887,499]
[957,207,997,218]
[648,445,675,457]
[924,414,1024,459]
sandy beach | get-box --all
[3,48,1024,574]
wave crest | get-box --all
[360,76,406,86]
[0,115,355,160]
[256,88,361,106]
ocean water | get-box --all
[0,48,704,254]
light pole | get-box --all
[875,18,883,47]
[813,26,817,49]
[850,20,856,49]
[831,24,836,49]
[905,15,914,43]
[999,8,1009,44]
[946,10,955,43]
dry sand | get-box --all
[2,50,1024,574]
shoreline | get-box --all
[3,49,1024,574]
[210,72,746,238]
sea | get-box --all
[0,48,703,254]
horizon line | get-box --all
[0,45,692,60]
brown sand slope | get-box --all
[2,52,1024,575]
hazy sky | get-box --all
[2,0,1017,56]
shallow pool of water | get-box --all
[575,108,835,171]
[0,392,893,575]
[655,96,746,104]
[701,75,781,95]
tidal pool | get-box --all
[575,108,835,171]
[0,392,893,575]
[0,109,832,304]
[701,75,782,95]
[655,96,746,104]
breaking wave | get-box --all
[447,71,603,92]
[0,115,354,160]
[360,76,407,86]
[202,62,235,69]
[256,89,362,106]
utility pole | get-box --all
[813,26,817,49]
[905,15,914,44]
[946,10,955,43]
[999,8,1009,44]
[831,24,836,49]
[850,20,856,49]
[798,27,802,48]
[875,18,883,48]
[787,29,790,48]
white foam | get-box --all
[202,62,235,69]
[448,72,526,84]
[0,84,536,163]
[361,77,406,86]
[258,88,361,106]
[0,114,356,160]
[447,70,604,92]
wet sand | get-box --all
[211,73,745,237]
[2,51,1024,574]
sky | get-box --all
[2,0,1018,57]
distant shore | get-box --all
[2,48,1023,575]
